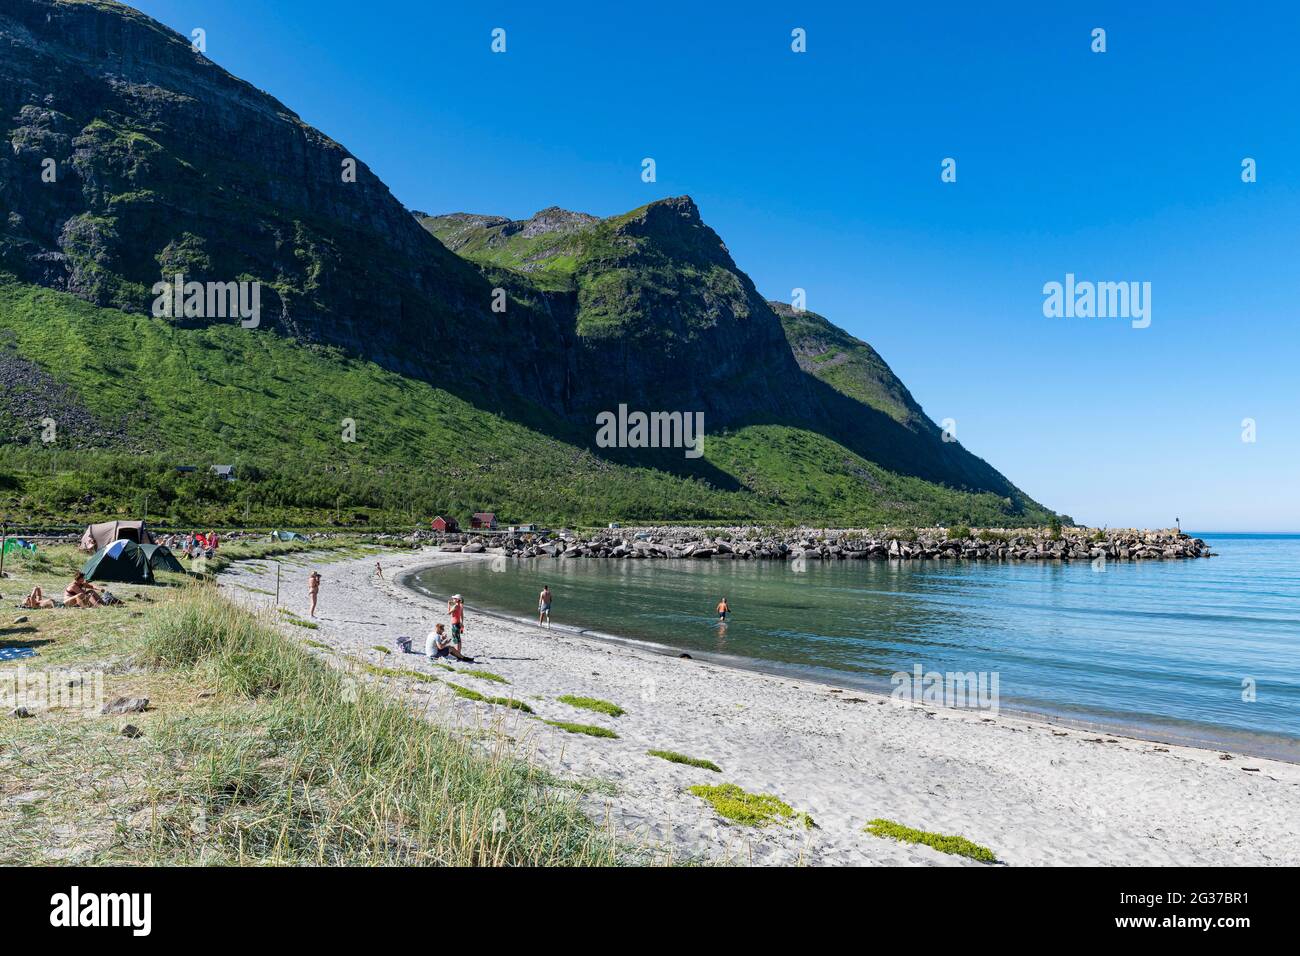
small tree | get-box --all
[1048,515,1063,541]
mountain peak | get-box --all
[518,206,598,239]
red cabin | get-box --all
[431,515,459,533]
[470,512,497,530]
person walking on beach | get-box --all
[375,560,384,579]
[538,585,552,627]
[308,570,321,618]
[716,597,730,623]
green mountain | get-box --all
[0,0,1060,528]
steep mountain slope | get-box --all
[0,0,1059,526]
[419,205,1041,504]
[0,0,499,384]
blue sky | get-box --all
[133,0,1300,530]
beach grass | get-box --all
[648,750,721,773]
[688,783,814,828]
[557,695,625,717]
[1,582,617,865]
[544,720,619,739]
[863,818,997,863]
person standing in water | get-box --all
[716,597,730,623]
[308,570,321,617]
[538,585,552,627]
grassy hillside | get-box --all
[0,279,1053,527]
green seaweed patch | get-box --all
[302,639,331,650]
[688,783,814,828]
[462,669,509,684]
[277,608,319,630]
[863,818,997,863]
[557,695,624,717]
[445,683,533,713]
[544,720,619,739]
[360,662,439,683]
[648,749,721,772]
[371,645,392,655]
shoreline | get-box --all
[404,554,1300,766]
[219,547,1300,866]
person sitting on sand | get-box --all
[716,597,730,623]
[308,571,321,617]
[21,586,56,610]
[538,585,552,627]
[425,622,472,661]
[64,573,103,609]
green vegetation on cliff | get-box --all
[0,278,1054,527]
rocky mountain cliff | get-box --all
[0,0,1058,526]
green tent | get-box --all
[140,543,186,574]
[272,531,309,542]
[82,540,154,584]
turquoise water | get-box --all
[408,533,1300,759]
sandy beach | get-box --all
[219,547,1300,866]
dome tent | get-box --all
[140,543,186,574]
[79,520,153,553]
[82,539,154,584]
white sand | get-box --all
[220,548,1300,866]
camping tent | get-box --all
[271,531,309,542]
[79,520,153,553]
[139,543,186,574]
[82,540,154,584]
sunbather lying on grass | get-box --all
[21,586,56,609]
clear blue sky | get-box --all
[132,0,1300,530]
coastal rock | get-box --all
[101,696,149,716]
[435,525,1211,565]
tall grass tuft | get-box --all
[137,586,618,865]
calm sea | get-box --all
[408,533,1300,760]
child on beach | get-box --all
[308,571,321,617]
